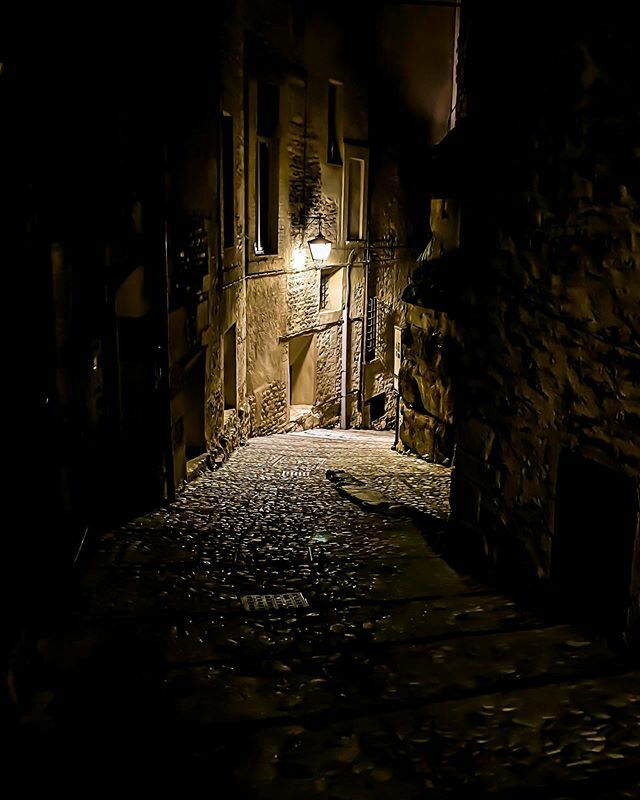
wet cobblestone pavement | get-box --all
[11,431,640,796]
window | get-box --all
[223,324,237,409]
[320,272,329,310]
[320,268,343,312]
[327,82,342,165]
[347,158,365,240]
[289,334,315,407]
[256,140,271,253]
[365,296,378,362]
[221,114,234,249]
[342,143,368,243]
[368,393,386,422]
[255,83,279,255]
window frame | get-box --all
[341,142,369,244]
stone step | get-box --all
[42,592,547,674]
[164,625,622,725]
[392,670,640,795]
[158,593,543,663]
[217,671,640,798]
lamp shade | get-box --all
[308,233,332,262]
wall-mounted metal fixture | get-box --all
[307,216,332,263]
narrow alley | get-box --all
[11,431,640,797]
[8,2,640,796]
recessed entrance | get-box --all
[289,334,316,418]
[223,324,237,410]
[183,350,206,463]
[552,450,638,639]
[368,392,386,423]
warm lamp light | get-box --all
[291,248,306,270]
[307,217,332,263]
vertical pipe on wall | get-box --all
[340,260,350,429]
[393,392,401,448]
[359,221,372,424]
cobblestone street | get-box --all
[11,431,640,796]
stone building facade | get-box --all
[399,2,639,647]
[159,1,382,489]
[165,0,455,487]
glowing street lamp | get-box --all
[307,217,332,263]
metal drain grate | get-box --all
[241,592,309,612]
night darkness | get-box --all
[4,1,640,795]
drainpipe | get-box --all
[341,234,371,429]
[358,224,372,425]
[393,393,401,448]
[340,257,350,429]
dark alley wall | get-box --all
[15,48,173,513]
[7,37,175,651]
[402,2,640,645]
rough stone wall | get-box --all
[239,2,371,435]
[208,278,251,463]
[249,381,288,436]
[399,309,455,461]
[315,325,342,425]
[399,198,459,459]
[369,372,396,432]
[246,273,288,433]
[287,270,320,334]
[197,3,250,475]
[408,3,640,642]
[165,49,223,490]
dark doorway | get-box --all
[552,450,638,639]
[223,325,237,410]
[368,392,386,424]
[184,350,206,462]
[289,334,315,408]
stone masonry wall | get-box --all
[287,270,320,334]
[316,325,342,425]
[399,197,459,460]
[249,380,288,436]
[241,3,358,436]
[417,3,640,643]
